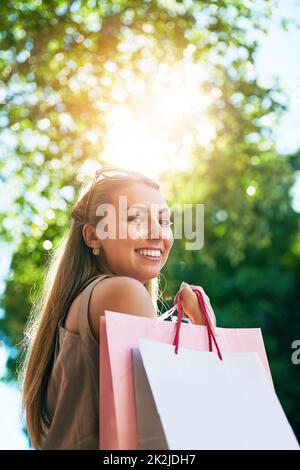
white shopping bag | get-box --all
[138,339,299,450]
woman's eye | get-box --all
[160,219,173,227]
[128,216,145,224]
[128,216,173,227]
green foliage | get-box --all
[0,0,299,441]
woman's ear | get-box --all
[82,224,101,250]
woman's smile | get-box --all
[134,247,163,262]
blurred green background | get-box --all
[0,0,299,447]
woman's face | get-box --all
[96,183,173,284]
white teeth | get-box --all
[136,249,161,257]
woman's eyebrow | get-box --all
[159,207,171,216]
[127,204,147,211]
[127,205,171,216]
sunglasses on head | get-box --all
[83,167,144,223]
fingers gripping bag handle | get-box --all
[173,288,223,360]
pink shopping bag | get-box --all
[99,290,272,450]
[99,316,118,450]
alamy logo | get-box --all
[94,196,204,251]
[291,340,300,365]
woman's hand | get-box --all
[176,282,216,326]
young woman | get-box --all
[19,168,212,450]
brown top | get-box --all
[41,273,113,450]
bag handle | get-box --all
[173,288,223,361]
[155,286,216,326]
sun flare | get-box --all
[100,59,216,178]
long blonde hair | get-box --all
[19,170,161,449]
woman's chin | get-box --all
[136,267,160,283]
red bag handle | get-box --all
[173,287,223,361]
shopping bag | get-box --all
[100,287,273,449]
[99,315,118,450]
[131,348,168,450]
[138,338,299,450]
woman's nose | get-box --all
[148,219,163,239]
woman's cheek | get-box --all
[162,232,173,260]
[166,228,174,249]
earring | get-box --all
[93,247,100,256]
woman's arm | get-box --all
[89,276,157,341]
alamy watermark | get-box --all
[291,340,300,365]
[93,196,204,251]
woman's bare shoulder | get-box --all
[89,276,157,341]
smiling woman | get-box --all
[18,167,174,450]
[82,178,174,285]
